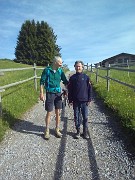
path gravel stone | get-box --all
[0,92,135,180]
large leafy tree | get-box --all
[14,20,61,66]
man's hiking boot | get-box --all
[44,129,50,140]
[55,128,62,138]
[82,127,89,139]
[75,128,80,139]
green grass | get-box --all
[0,59,44,141]
[88,66,135,132]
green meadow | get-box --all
[88,66,135,132]
[0,60,43,141]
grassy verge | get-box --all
[0,60,43,141]
[87,67,135,132]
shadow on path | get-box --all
[87,130,100,180]
[53,102,101,180]
[53,117,68,180]
[13,119,44,136]
[13,119,62,140]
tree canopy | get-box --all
[14,20,61,66]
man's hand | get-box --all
[40,85,45,101]
[40,93,45,101]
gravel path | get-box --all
[0,92,135,180]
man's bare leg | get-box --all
[55,109,60,128]
[55,109,62,138]
[44,111,51,139]
[45,111,51,128]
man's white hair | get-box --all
[53,56,62,63]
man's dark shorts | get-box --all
[45,92,62,112]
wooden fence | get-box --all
[0,63,135,116]
[0,63,43,116]
[84,64,135,91]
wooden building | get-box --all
[95,53,135,67]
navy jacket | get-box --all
[68,72,91,103]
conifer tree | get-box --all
[14,20,61,66]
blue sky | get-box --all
[0,0,135,70]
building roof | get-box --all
[102,52,135,64]
[94,52,135,66]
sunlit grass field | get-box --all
[88,66,135,132]
[0,59,43,141]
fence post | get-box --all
[107,64,110,91]
[90,64,92,72]
[96,67,99,83]
[87,63,88,71]
[127,60,129,77]
[89,64,92,77]
[0,89,5,117]
[33,63,37,91]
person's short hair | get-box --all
[53,56,62,63]
[74,60,84,68]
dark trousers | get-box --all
[73,102,88,130]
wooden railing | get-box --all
[0,63,43,116]
[84,64,135,91]
[1,62,135,116]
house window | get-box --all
[118,58,122,63]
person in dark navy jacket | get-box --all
[68,61,92,139]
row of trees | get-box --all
[14,20,61,66]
